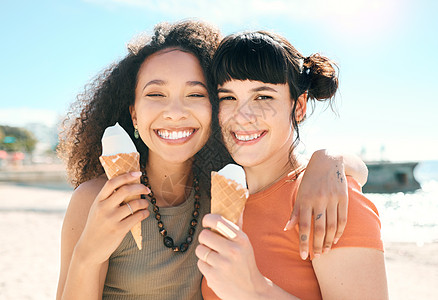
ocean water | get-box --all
[366,160,438,244]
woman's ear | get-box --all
[129,105,137,126]
[296,91,308,122]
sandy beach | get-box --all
[1,183,437,300]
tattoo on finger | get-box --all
[315,213,323,221]
[301,234,307,241]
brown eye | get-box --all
[255,95,272,100]
[188,93,206,98]
[219,96,236,101]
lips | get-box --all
[154,128,197,143]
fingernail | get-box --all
[300,251,308,260]
[323,247,330,254]
[333,238,339,244]
[283,220,291,231]
[216,221,237,239]
[314,253,321,259]
[131,171,142,177]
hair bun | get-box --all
[304,54,338,101]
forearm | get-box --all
[60,247,105,300]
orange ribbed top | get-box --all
[202,174,383,300]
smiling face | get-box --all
[130,48,212,164]
[218,79,306,168]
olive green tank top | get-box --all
[103,177,211,300]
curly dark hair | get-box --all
[58,20,231,188]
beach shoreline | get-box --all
[1,183,437,299]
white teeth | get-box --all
[157,129,194,140]
[234,132,263,141]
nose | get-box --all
[162,97,190,121]
[233,99,257,126]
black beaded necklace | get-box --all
[140,169,201,253]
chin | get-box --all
[162,152,198,164]
[229,153,263,169]
[154,138,207,164]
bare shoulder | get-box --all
[63,175,107,233]
[71,175,107,206]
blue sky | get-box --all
[1,0,437,161]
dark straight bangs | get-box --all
[212,32,289,87]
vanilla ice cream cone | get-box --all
[99,123,143,250]
[211,168,249,226]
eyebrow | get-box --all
[143,80,165,91]
[217,86,278,93]
[187,81,207,89]
[217,87,232,93]
[143,80,207,91]
[251,86,278,93]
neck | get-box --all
[146,152,194,207]
[244,145,301,195]
[245,159,292,195]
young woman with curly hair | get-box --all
[56,20,368,300]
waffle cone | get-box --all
[211,171,249,225]
[99,152,143,250]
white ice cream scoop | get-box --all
[101,122,137,156]
[218,164,247,188]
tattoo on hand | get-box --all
[336,169,343,183]
[301,234,307,241]
[315,213,323,221]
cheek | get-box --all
[136,100,167,126]
[195,101,212,127]
[218,103,233,127]
[218,113,234,148]
[251,102,276,120]
[276,115,294,140]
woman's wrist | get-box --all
[310,149,367,186]
[310,149,345,177]
[253,276,274,299]
[71,241,103,268]
[255,276,300,300]
[338,153,368,186]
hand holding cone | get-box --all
[99,123,143,250]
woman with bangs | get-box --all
[197,31,388,300]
